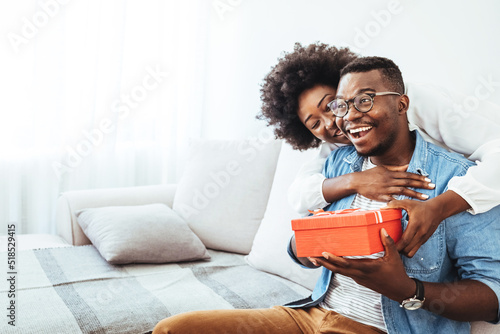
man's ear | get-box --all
[398,94,410,114]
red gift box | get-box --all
[291,208,403,257]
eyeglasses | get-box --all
[327,92,401,117]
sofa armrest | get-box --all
[56,184,177,245]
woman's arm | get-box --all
[388,83,500,257]
[406,82,500,214]
[446,139,500,213]
[287,143,332,215]
[288,143,433,215]
[323,165,434,203]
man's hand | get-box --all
[310,228,415,303]
[385,190,471,258]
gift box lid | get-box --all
[291,208,402,231]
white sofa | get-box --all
[3,138,498,333]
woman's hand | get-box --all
[328,165,436,203]
[352,165,436,202]
[322,165,435,204]
[385,190,471,257]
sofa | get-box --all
[1,138,498,334]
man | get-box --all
[153,57,500,334]
[258,43,500,258]
[288,56,500,333]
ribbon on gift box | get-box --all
[308,208,388,224]
[308,208,360,216]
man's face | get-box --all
[335,70,402,157]
[297,85,351,145]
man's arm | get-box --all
[422,280,498,322]
[288,235,317,268]
[312,228,500,322]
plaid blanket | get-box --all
[0,245,310,334]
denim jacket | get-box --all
[287,132,500,334]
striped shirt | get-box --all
[320,157,388,332]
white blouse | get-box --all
[288,82,500,215]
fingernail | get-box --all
[309,258,318,266]
[322,252,329,259]
[421,194,429,199]
[382,228,389,237]
[428,183,435,189]
[424,177,431,182]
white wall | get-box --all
[201,0,500,139]
[1,0,498,234]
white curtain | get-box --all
[0,0,209,234]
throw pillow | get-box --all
[76,203,210,264]
[173,137,281,254]
[246,143,322,290]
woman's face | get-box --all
[297,84,351,145]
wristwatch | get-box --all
[400,278,425,310]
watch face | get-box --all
[403,299,423,310]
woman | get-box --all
[258,42,500,257]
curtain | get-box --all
[0,0,209,234]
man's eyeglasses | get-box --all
[327,92,401,117]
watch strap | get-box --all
[400,278,425,310]
[411,277,425,301]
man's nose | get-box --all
[343,103,363,122]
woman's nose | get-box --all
[324,116,335,130]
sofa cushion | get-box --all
[173,137,281,254]
[8,246,311,333]
[246,143,322,290]
[76,203,210,264]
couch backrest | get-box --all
[56,184,177,245]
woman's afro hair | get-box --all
[258,43,357,150]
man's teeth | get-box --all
[349,126,372,134]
